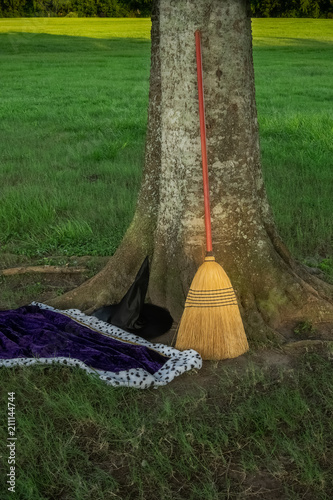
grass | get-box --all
[0,18,332,265]
[252,19,333,260]
[1,350,333,499]
[0,26,150,257]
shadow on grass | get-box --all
[254,37,333,51]
[0,32,151,56]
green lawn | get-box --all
[0,18,332,264]
[253,22,333,260]
[1,350,333,499]
[0,22,151,257]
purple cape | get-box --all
[0,305,168,374]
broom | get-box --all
[175,30,249,360]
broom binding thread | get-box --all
[186,287,238,308]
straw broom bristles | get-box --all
[175,255,249,360]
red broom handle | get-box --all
[195,30,213,254]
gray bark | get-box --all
[50,0,333,342]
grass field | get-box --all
[252,19,333,263]
[0,20,151,258]
[1,349,333,499]
[0,18,332,265]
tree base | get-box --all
[48,237,333,346]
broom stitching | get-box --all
[188,287,235,293]
[187,295,237,302]
[188,291,236,297]
[187,300,237,304]
[186,302,238,306]
[186,294,238,300]
[186,297,238,303]
[185,303,238,309]
[186,300,237,307]
[187,293,237,299]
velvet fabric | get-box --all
[0,305,169,374]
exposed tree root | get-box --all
[0,266,86,276]
[48,228,149,314]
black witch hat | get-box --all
[92,257,173,340]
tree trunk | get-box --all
[50,0,333,343]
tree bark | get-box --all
[49,0,333,343]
